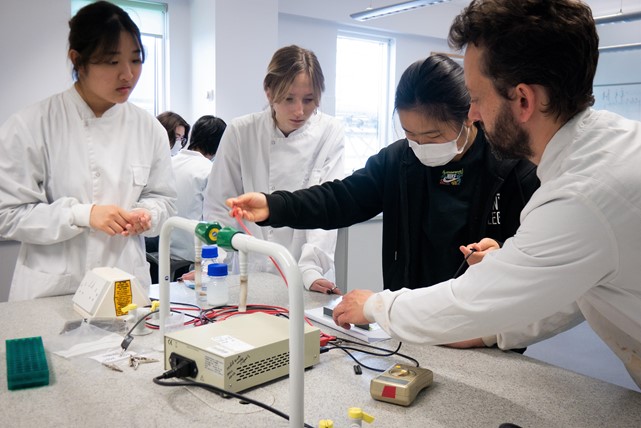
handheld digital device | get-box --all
[370,363,433,406]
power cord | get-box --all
[324,337,420,372]
[153,369,314,428]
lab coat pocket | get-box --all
[131,164,150,187]
[130,164,151,204]
[11,262,74,300]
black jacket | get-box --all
[262,127,540,291]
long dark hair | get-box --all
[68,1,145,80]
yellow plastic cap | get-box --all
[318,420,334,428]
[122,303,138,313]
[348,408,375,424]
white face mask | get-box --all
[170,141,182,157]
[408,125,469,167]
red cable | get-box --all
[232,209,288,287]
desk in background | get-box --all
[1,273,640,427]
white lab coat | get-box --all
[170,150,212,261]
[204,109,345,289]
[0,86,176,300]
[363,109,641,387]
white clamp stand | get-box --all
[157,217,305,428]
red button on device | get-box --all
[382,385,397,398]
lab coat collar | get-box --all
[537,108,592,184]
[267,108,316,140]
[67,85,124,120]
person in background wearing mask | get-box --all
[0,1,176,300]
[227,54,539,292]
[205,45,345,295]
[157,111,190,156]
[171,115,226,263]
[145,110,192,256]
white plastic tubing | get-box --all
[157,217,305,428]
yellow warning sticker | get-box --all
[114,280,132,316]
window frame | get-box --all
[335,30,396,174]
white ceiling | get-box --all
[278,0,641,40]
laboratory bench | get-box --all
[1,273,640,427]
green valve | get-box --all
[6,336,50,390]
[194,221,222,245]
[217,226,242,251]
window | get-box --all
[335,33,394,174]
[71,0,167,116]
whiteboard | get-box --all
[593,83,641,121]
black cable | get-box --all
[153,375,314,428]
[327,346,386,372]
[325,339,420,372]
[120,308,161,353]
[453,248,477,278]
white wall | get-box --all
[0,0,71,123]
[213,0,278,122]
[277,13,451,118]
[164,0,192,120]
[0,0,193,123]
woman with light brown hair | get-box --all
[204,45,346,294]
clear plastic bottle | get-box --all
[197,245,219,305]
[206,263,229,306]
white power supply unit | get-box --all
[163,312,320,392]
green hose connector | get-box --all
[217,226,242,251]
[194,221,222,244]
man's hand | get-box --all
[459,237,500,265]
[226,192,270,222]
[310,278,342,295]
[332,289,374,329]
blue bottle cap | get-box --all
[208,263,228,277]
[202,245,218,259]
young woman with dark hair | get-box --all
[0,1,176,300]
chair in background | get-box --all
[146,252,192,283]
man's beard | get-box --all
[482,101,533,160]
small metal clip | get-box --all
[129,355,159,370]
[103,362,123,372]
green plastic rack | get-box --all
[6,336,50,390]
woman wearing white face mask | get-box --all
[227,54,539,291]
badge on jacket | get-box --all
[439,168,463,186]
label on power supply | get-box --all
[206,335,254,357]
[204,354,224,377]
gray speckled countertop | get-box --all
[2,273,640,427]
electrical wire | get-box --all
[324,337,420,372]
[232,209,288,286]
[153,375,314,428]
[453,248,477,278]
